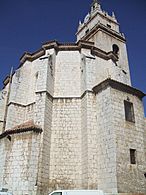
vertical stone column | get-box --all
[34,92,53,195]
[81,94,88,189]
[34,50,55,195]
[95,87,118,193]
[86,92,98,189]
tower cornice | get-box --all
[93,79,146,99]
[79,22,125,42]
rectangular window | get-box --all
[124,100,135,122]
[130,149,136,164]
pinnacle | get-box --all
[91,0,101,12]
[92,0,100,5]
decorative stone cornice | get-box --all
[8,102,35,107]
[91,47,118,61]
[36,90,93,101]
[18,39,118,68]
[80,22,125,42]
[93,79,145,99]
[19,49,45,67]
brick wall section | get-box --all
[0,45,145,195]
[32,49,54,195]
[5,104,26,129]
[5,103,35,130]
[35,50,55,96]
[49,98,82,190]
[86,92,98,189]
[95,87,118,193]
[9,61,33,105]
[36,94,53,195]
[46,49,56,96]
[54,51,81,97]
[0,140,6,188]
[5,61,36,129]
[84,53,96,91]
[110,88,146,193]
[0,132,40,195]
[33,92,48,195]
[81,94,88,188]
[94,85,146,194]
[93,31,131,80]
[80,49,130,95]
[81,92,98,189]
[5,48,55,130]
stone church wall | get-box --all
[81,92,98,189]
[35,49,55,96]
[5,48,55,130]
[54,51,81,97]
[49,98,82,190]
[0,85,9,133]
[0,132,40,195]
[35,93,53,195]
[93,31,131,86]
[80,48,130,94]
[9,61,33,105]
[85,92,98,189]
[110,88,146,193]
[94,85,146,194]
[0,1,145,194]
[5,60,36,130]
[0,139,6,188]
[81,50,96,91]
[5,104,26,129]
[81,93,88,188]
[95,87,117,193]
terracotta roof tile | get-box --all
[10,120,39,131]
[0,120,42,140]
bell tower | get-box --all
[77,0,131,86]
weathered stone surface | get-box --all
[0,1,145,195]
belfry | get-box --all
[0,1,145,195]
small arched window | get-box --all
[112,44,119,55]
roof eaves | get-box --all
[93,79,145,99]
[0,126,42,140]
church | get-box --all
[0,1,146,195]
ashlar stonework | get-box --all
[0,1,145,195]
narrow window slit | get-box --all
[130,149,136,164]
[124,100,135,123]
